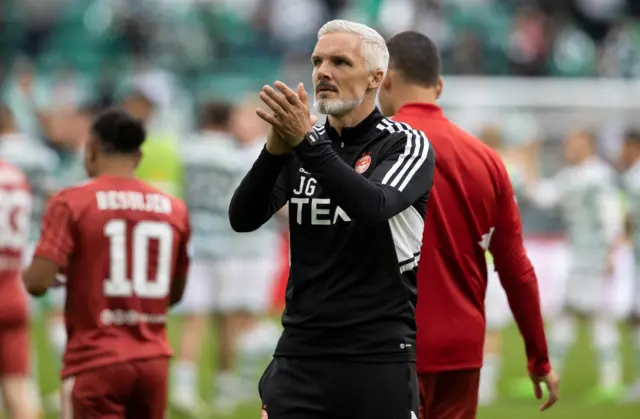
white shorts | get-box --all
[608,243,638,319]
[172,258,277,315]
[213,258,277,314]
[172,260,217,315]
[563,272,612,315]
[524,238,570,319]
[484,237,570,330]
[485,268,511,331]
[560,245,635,317]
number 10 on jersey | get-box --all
[103,219,173,298]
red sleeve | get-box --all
[489,162,551,377]
[34,195,75,269]
[174,208,192,279]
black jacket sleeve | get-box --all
[229,147,291,232]
[293,129,435,224]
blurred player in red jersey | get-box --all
[378,31,559,418]
[23,108,192,419]
[0,160,37,419]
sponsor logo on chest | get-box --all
[291,171,351,226]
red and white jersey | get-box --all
[0,161,31,324]
[34,175,191,378]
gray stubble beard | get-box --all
[313,97,364,116]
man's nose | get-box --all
[316,64,332,81]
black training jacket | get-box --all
[229,108,435,362]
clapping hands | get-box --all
[257,81,317,150]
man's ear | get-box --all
[86,137,99,163]
[436,76,444,99]
[133,150,143,169]
[369,69,385,90]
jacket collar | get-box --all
[324,107,384,145]
[395,102,444,120]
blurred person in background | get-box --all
[476,123,526,406]
[0,106,44,419]
[0,160,37,419]
[173,98,281,415]
[52,103,99,189]
[478,125,570,405]
[212,98,282,414]
[521,130,624,402]
[0,103,57,414]
[506,6,549,76]
[171,101,235,415]
[620,129,640,402]
[37,101,96,413]
[123,87,182,198]
[2,59,48,141]
[0,104,59,240]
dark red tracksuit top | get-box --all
[394,103,550,377]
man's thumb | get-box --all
[310,115,318,125]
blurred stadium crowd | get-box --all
[2,0,640,417]
[3,0,640,81]
[2,0,640,229]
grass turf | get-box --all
[25,319,640,418]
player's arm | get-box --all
[23,195,74,296]
[43,147,61,201]
[170,210,192,306]
[595,181,624,270]
[520,139,558,209]
[596,183,623,243]
[293,130,435,224]
[489,162,551,378]
[228,148,291,233]
[525,171,564,209]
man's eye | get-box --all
[312,59,321,66]
[334,59,347,66]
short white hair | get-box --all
[317,20,389,74]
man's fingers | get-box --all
[259,91,286,116]
[539,380,559,411]
[540,392,558,412]
[256,108,280,127]
[274,81,301,106]
[533,381,543,400]
[263,85,291,111]
[297,82,309,105]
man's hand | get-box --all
[530,369,559,411]
[266,127,292,155]
[257,81,314,147]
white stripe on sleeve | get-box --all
[378,119,430,191]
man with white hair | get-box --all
[229,20,435,419]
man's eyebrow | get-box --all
[311,53,353,62]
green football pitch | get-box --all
[26,319,640,419]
